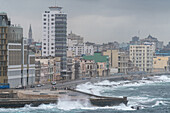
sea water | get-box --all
[1,75,170,113]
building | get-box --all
[35,57,61,83]
[130,44,155,73]
[66,51,74,80]
[67,32,94,56]
[118,52,133,74]
[103,50,119,68]
[42,6,67,75]
[28,25,33,45]
[140,35,163,50]
[167,58,170,72]
[119,42,129,51]
[130,35,163,51]
[0,12,35,88]
[66,51,80,80]
[103,50,133,74]
[68,43,94,57]
[67,32,84,47]
[102,42,119,51]
[82,52,110,77]
[34,42,42,57]
[80,59,96,78]
[130,36,140,45]
[153,56,170,72]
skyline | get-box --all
[0,0,170,44]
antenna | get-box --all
[138,30,140,38]
[55,0,57,6]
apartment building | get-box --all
[0,12,35,88]
[35,57,61,83]
[42,6,67,75]
[130,44,154,72]
[67,32,94,56]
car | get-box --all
[15,85,24,89]
[41,84,45,86]
[30,85,35,88]
[36,84,41,87]
[51,82,56,85]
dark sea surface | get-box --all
[0,75,170,113]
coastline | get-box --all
[0,72,169,108]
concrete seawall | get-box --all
[17,91,59,99]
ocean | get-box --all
[0,75,170,113]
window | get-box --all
[44,14,46,17]
[44,43,46,45]
[87,65,89,69]
[44,51,46,54]
[44,47,46,49]
[44,23,46,25]
[44,19,46,21]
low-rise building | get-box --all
[153,56,170,72]
[118,52,133,74]
[67,32,94,57]
[35,57,60,83]
[167,58,170,72]
[103,50,119,68]
[103,50,133,74]
[80,59,96,77]
[82,52,110,77]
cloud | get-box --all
[68,15,134,43]
[0,0,170,44]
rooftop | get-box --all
[49,6,62,11]
[0,12,7,15]
[83,52,109,63]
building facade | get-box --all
[103,50,119,68]
[153,56,170,72]
[42,6,67,75]
[80,59,96,77]
[82,52,110,77]
[118,52,132,74]
[35,57,61,83]
[67,32,94,57]
[130,44,154,73]
[0,12,35,88]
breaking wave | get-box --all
[0,75,170,112]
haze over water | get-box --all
[0,75,170,113]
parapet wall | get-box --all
[17,91,58,99]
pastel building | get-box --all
[82,52,110,77]
[153,56,170,72]
[130,44,155,73]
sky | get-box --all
[0,0,170,44]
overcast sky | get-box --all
[0,0,170,44]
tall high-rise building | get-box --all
[42,6,67,74]
[28,24,33,45]
[0,12,35,88]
